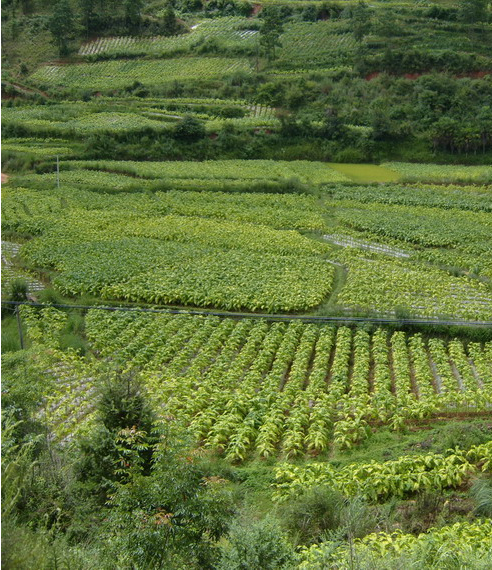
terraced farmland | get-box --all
[30,57,252,89]
[79,17,258,58]
[23,307,492,457]
[3,2,492,567]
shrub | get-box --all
[173,115,206,142]
[470,477,492,518]
[75,371,159,501]
[218,517,295,570]
[37,288,63,305]
[8,278,29,303]
[279,486,345,544]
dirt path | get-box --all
[8,81,50,98]
[1,173,10,184]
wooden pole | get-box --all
[16,305,24,349]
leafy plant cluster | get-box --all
[273,442,492,502]
[299,519,492,569]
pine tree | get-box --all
[259,7,284,62]
[162,3,178,36]
[125,0,143,34]
[49,0,75,56]
[459,0,489,23]
[79,0,98,38]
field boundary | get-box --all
[4,301,492,328]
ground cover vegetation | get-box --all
[2,0,492,568]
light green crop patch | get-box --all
[30,57,252,89]
[327,163,402,183]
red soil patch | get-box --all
[252,4,262,16]
[456,70,491,79]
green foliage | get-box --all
[279,486,345,544]
[1,519,103,570]
[439,422,492,452]
[351,1,372,42]
[81,311,492,459]
[470,477,492,518]
[1,418,38,520]
[161,3,179,36]
[299,520,492,569]
[383,162,492,184]
[99,424,236,568]
[48,0,74,56]
[75,371,159,500]
[37,287,64,305]
[30,58,252,90]
[273,442,492,503]
[459,0,490,23]
[218,517,295,570]
[1,349,49,433]
[173,114,206,141]
[1,316,23,353]
[7,277,29,303]
[260,7,284,61]
[125,0,143,34]
[79,0,97,37]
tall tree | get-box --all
[459,0,489,23]
[161,3,178,36]
[259,7,284,62]
[79,0,98,38]
[49,0,75,57]
[351,1,372,42]
[125,0,143,34]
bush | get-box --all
[218,517,295,570]
[37,288,63,305]
[1,316,23,353]
[439,422,492,452]
[470,477,492,518]
[279,486,345,544]
[100,423,236,569]
[8,278,29,303]
[173,115,206,142]
[59,333,88,355]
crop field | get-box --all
[2,98,278,137]
[336,250,492,321]
[299,519,492,568]
[1,137,79,158]
[69,159,351,183]
[2,184,327,231]
[4,166,491,319]
[275,21,357,69]
[1,241,44,295]
[19,307,492,456]
[3,0,492,566]
[298,519,492,567]
[274,442,492,503]
[4,183,333,312]
[79,17,258,58]
[30,57,252,89]
[327,163,401,183]
[383,162,492,184]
